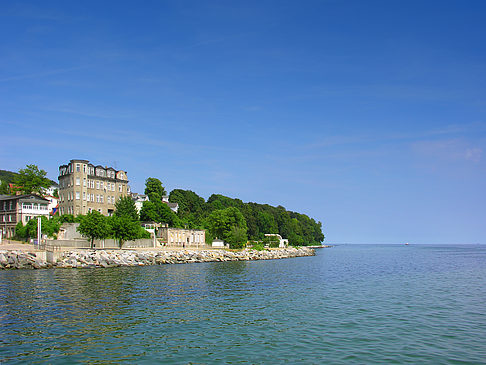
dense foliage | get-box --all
[206,207,248,248]
[15,216,62,241]
[77,211,111,248]
[114,196,139,221]
[14,165,54,194]
[140,178,181,227]
[144,177,167,200]
[1,168,57,195]
[169,190,325,246]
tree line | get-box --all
[138,178,325,247]
[168,188,325,247]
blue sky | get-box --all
[1,1,485,244]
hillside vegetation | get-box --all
[0,169,57,187]
[169,190,325,246]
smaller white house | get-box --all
[131,193,149,213]
[43,195,58,215]
[43,184,59,197]
[131,193,179,213]
[162,195,179,213]
[212,239,225,248]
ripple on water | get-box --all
[0,245,486,364]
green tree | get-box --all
[139,200,159,222]
[59,214,75,223]
[226,226,247,249]
[14,222,27,240]
[169,189,206,227]
[114,196,139,221]
[110,216,140,248]
[206,207,247,248]
[140,200,181,227]
[14,164,52,195]
[77,211,111,248]
[0,180,8,194]
[17,216,62,240]
[144,177,166,201]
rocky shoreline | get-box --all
[0,247,315,270]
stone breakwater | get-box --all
[0,247,315,270]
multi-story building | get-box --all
[0,194,50,238]
[58,159,129,216]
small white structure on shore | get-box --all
[264,234,289,248]
[212,239,225,248]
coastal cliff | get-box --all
[0,247,315,270]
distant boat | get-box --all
[405,242,409,245]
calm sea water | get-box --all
[1,245,485,364]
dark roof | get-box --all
[0,194,49,202]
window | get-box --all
[119,185,122,192]
[76,192,80,200]
[83,165,86,173]
[76,177,80,186]
[100,182,104,190]
[83,178,86,187]
[100,195,104,203]
[83,192,86,200]
[96,195,99,203]
[96,181,100,189]
[76,164,80,172]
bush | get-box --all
[252,242,265,251]
[14,222,27,241]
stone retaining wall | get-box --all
[0,247,315,270]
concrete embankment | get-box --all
[0,247,315,270]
